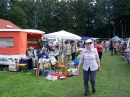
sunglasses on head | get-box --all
[86,42,92,44]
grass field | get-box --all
[0,52,130,97]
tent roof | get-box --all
[0,29,45,34]
[22,29,45,34]
[0,29,23,32]
[81,36,90,40]
[0,19,21,29]
[0,19,45,34]
[111,36,120,41]
[45,30,81,39]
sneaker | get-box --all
[92,89,96,93]
[84,93,89,96]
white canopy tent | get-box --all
[45,30,81,40]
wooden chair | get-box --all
[42,61,52,76]
[36,61,52,76]
[36,63,40,76]
[42,61,52,70]
[55,60,66,72]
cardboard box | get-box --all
[9,64,19,71]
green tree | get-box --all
[112,0,130,38]
[9,5,27,28]
[0,0,9,20]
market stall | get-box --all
[0,19,45,66]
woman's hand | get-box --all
[76,64,81,75]
[76,68,79,75]
[76,69,80,75]
[98,67,101,71]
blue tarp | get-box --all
[81,36,89,40]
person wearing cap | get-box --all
[77,38,101,96]
[27,46,35,58]
[26,46,37,67]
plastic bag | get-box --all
[73,57,79,65]
[46,75,58,81]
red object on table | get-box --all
[50,72,68,79]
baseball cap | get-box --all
[85,38,92,43]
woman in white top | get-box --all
[77,38,101,96]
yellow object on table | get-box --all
[19,64,26,67]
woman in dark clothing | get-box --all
[109,40,114,55]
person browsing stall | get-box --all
[70,40,78,61]
[64,40,71,66]
[77,38,101,96]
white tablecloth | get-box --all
[38,56,57,69]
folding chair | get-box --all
[55,60,66,72]
[42,61,52,76]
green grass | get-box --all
[0,52,130,97]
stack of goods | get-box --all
[46,72,67,81]
[9,64,19,72]
[67,68,79,77]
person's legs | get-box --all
[114,48,117,55]
[83,69,90,94]
[35,58,38,67]
[90,70,97,93]
[100,52,103,61]
[106,47,109,53]
[71,52,76,61]
[64,55,71,68]
[115,48,118,55]
[68,55,71,62]
[64,55,68,66]
[98,52,102,61]
[110,47,114,56]
[105,47,107,53]
[32,58,36,68]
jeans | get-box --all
[105,47,109,53]
[114,48,118,55]
[98,52,102,61]
[83,68,97,93]
[71,52,76,61]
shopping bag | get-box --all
[73,57,79,65]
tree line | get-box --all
[0,0,130,38]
